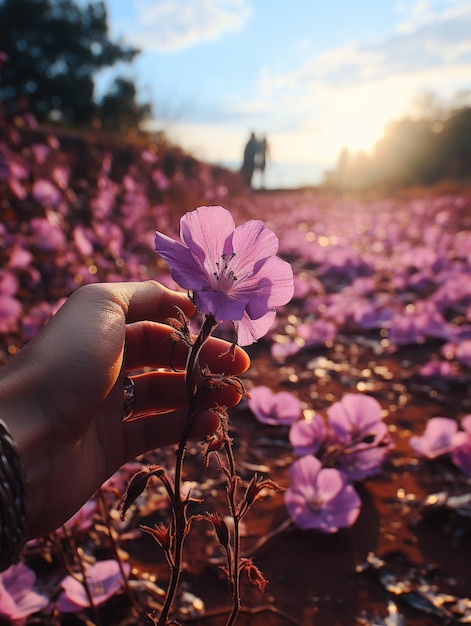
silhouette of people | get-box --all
[241,131,258,188]
[241,132,270,190]
[255,134,269,188]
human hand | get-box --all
[0,281,249,538]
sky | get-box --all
[95,0,471,188]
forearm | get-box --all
[0,349,51,554]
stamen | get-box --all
[212,252,238,286]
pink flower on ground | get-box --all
[409,417,460,459]
[455,340,471,369]
[451,416,471,477]
[8,178,27,200]
[152,168,170,190]
[289,414,327,456]
[21,302,56,340]
[270,338,302,360]
[248,385,301,426]
[56,560,130,613]
[62,499,98,533]
[418,359,456,379]
[0,294,21,333]
[154,205,294,345]
[0,562,49,623]
[30,217,66,251]
[326,394,390,480]
[32,178,61,206]
[297,319,337,347]
[7,244,33,270]
[284,455,361,532]
[73,225,95,257]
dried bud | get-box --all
[243,474,285,508]
[240,558,268,592]
[140,522,172,552]
[166,306,193,348]
[202,428,233,466]
[118,465,167,520]
[201,372,247,398]
[206,512,230,549]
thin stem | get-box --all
[97,490,139,614]
[157,314,218,626]
[61,524,102,626]
[223,441,240,626]
[156,445,186,626]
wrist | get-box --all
[0,350,51,544]
[0,417,27,571]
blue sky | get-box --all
[96,0,471,188]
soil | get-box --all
[3,182,471,626]
[124,323,471,626]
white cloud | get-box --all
[291,2,471,88]
[131,0,253,52]
[223,1,471,156]
[140,0,471,184]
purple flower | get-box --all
[7,244,33,270]
[62,499,98,533]
[418,359,456,379]
[154,205,294,345]
[455,340,471,369]
[297,319,337,347]
[326,393,390,480]
[327,393,388,451]
[270,338,302,360]
[451,416,471,477]
[248,385,301,426]
[32,178,61,206]
[73,225,95,257]
[0,293,21,333]
[30,217,66,251]
[289,414,327,456]
[409,417,460,459]
[0,562,49,623]
[21,301,56,340]
[284,456,361,532]
[56,559,130,613]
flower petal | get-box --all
[230,220,279,276]
[180,206,235,268]
[154,231,207,290]
[236,309,276,346]
[194,289,248,321]
[235,256,294,320]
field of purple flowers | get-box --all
[1,118,471,626]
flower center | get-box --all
[308,495,323,513]
[91,582,106,597]
[212,252,238,290]
[433,433,451,450]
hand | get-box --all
[0,281,250,538]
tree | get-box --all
[99,77,151,132]
[0,0,141,125]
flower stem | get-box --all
[157,314,218,626]
[97,490,138,614]
[223,441,241,626]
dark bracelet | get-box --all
[0,419,27,572]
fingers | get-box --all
[128,370,244,419]
[125,321,250,375]
[123,281,196,324]
[73,280,195,325]
[122,408,220,460]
